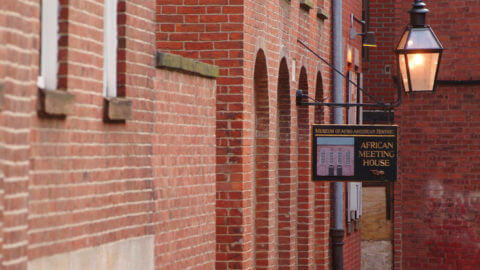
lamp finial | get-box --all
[409,0,429,27]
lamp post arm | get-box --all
[296,39,402,110]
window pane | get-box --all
[40,0,59,90]
[397,29,410,49]
[406,28,441,49]
[407,53,439,91]
[398,55,410,92]
[103,0,118,97]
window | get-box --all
[346,150,351,165]
[38,0,60,90]
[329,150,334,164]
[347,182,362,221]
[103,0,118,97]
[338,150,342,164]
[357,73,363,123]
[321,150,326,164]
[348,72,358,124]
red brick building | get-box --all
[157,0,365,268]
[363,0,480,269]
[0,0,373,270]
[317,137,355,177]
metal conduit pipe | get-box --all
[331,0,345,269]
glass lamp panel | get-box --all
[398,54,410,92]
[407,52,439,91]
[406,28,441,49]
[397,29,410,50]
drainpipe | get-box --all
[331,0,344,269]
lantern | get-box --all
[395,0,443,92]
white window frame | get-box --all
[358,73,363,124]
[38,0,60,90]
[103,0,118,97]
[348,72,358,124]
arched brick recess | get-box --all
[314,72,324,124]
[276,58,295,268]
[313,71,330,269]
[296,66,314,267]
[253,49,274,269]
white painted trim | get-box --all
[103,0,118,97]
[40,0,60,91]
[347,182,362,220]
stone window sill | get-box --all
[317,8,328,20]
[37,88,75,118]
[103,97,132,123]
[300,0,314,11]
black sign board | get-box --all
[312,125,398,182]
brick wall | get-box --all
[0,1,38,269]
[1,0,217,269]
[242,1,334,268]
[155,2,248,267]
[362,0,396,103]
[364,0,480,269]
[28,0,157,260]
[152,69,217,269]
[396,87,480,269]
[156,0,364,269]
[1,0,368,269]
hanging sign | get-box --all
[312,125,398,182]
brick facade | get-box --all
[157,0,364,268]
[364,0,480,269]
[0,1,38,268]
[1,0,367,269]
[0,1,217,269]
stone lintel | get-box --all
[156,52,219,78]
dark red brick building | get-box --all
[364,0,480,269]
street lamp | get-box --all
[395,0,443,92]
[297,0,445,108]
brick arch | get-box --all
[313,71,330,268]
[253,49,274,268]
[276,58,295,267]
[314,71,324,124]
[296,66,314,267]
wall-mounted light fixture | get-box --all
[297,0,444,111]
[350,14,377,48]
[395,0,443,92]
